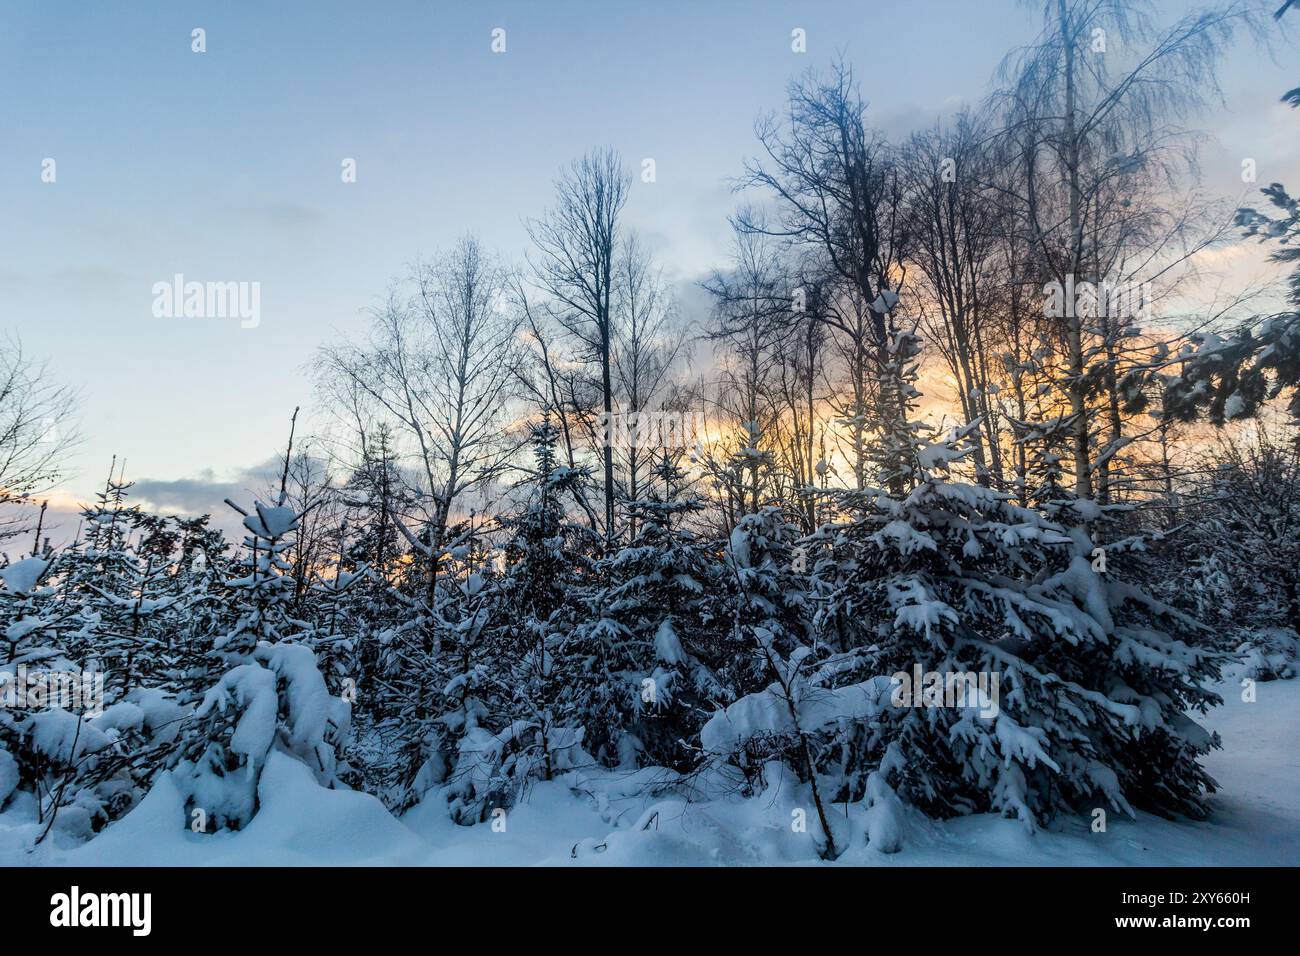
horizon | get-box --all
[2,0,1297,544]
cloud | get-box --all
[130,459,283,517]
[13,453,335,552]
[252,202,326,231]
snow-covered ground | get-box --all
[3,664,1296,867]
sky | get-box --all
[1,0,1296,542]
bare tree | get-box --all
[904,113,1007,485]
[510,273,602,533]
[769,271,832,531]
[527,148,631,545]
[993,0,1260,500]
[701,222,789,526]
[0,338,79,543]
[738,60,912,492]
[317,235,523,605]
[612,233,688,531]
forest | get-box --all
[1,0,1297,864]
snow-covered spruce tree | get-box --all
[812,330,1223,827]
[0,530,185,841]
[1,541,61,667]
[1,498,130,840]
[349,512,488,813]
[562,451,732,771]
[333,427,407,713]
[346,458,493,808]
[298,520,373,719]
[440,414,599,824]
[174,414,350,831]
[699,502,867,858]
[0,542,69,822]
[161,515,234,699]
[1166,425,1300,680]
[305,431,424,806]
[338,424,406,581]
[702,329,1225,854]
[55,461,146,673]
[53,467,215,703]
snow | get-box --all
[26,710,112,765]
[242,502,299,540]
[700,676,893,755]
[4,616,46,642]
[124,687,187,745]
[196,664,278,766]
[863,771,906,853]
[917,439,967,472]
[871,289,901,313]
[89,702,145,736]
[993,714,1061,773]
[653,618,686,665]
[254,642,351,779]
[0,750,17,807]
[0,557,50,594]
[3,665,1296,866]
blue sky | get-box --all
[1,0,1295,536]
